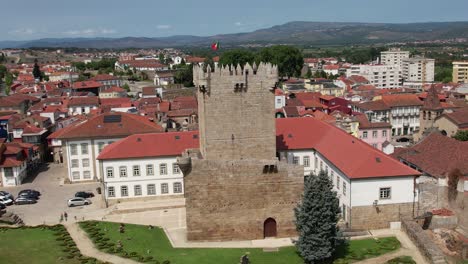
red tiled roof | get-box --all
[99,98,133,108]
[324,64,340,70]
[276,117,420,179]
[120,60,166,69]
[435,107,468,128]
[167,109,197,118]
[91,74,119,81]
[0,157,25,167]
[381,94,423,107]
[97,131,199,160]
[101,86,126,93]
[185,56,205,63]
[68,96,99,106]
[355,114,391,129]
[392,132,468,178]
[56,112,163,139]
[348,75,369,84]
[142,86,159,96]
[72,80,102,89]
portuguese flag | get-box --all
[211,41,220,51]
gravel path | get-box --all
[65,223,140,264]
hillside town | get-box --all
[1,14,468,264]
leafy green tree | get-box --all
[122,83,130,92]
[219,49,255,67]
[32,59,42,81]
[72,61,86,72]
[159,53,165,63]
[174,64,193,87]
[255,45,304,78]
[0,64,7,79]
[294,171,343,264]
[5,72,13,87]
[452,130,468,141]
[435,66,452,83]
[305,68,312,79]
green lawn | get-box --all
[0,226,99,264]
[80,221,401,264]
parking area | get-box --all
[1,163,107,225]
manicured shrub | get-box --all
[162,260,171,264]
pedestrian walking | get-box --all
[64,212,68,221]
[60,213,64,222]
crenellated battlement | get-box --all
[193,62,278,95]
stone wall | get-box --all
[194,63,278,161]
[402,220,448,264]
[350,203,414,230]
[184,159,303,241]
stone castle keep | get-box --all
[179,63,304,241]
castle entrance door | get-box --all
[264,218,277,238]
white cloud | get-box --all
[234,22,243,27]
[156,24,172,30]
[9,28,35,35]
[63,28,116,36]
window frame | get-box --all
[173,182,182,193]
[161,183,169,194]
[119,166,127,177]
[303,156,310,167]
[71,159,79,168]
[146,164,154,176]
[379,187,391,200]
[134,185,142,196]
[108,186,115,197]
[172,163,180,174]
[160,163,167,175]
[70,144,77,155]
[106,167,114,178]
[80,143,88,155]
[121,186,128,197]
[133,165,140,176]
[82,158,90,167]
[147,184,156,195]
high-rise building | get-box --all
[380,48,410,68]
[453,61,468,83]
[402,57,435,83]
[346,64,402,89]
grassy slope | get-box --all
[81,221,400,264]
[0,228,80,264]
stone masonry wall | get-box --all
[402,220,448,264]
[351,203,414,230]
[185,159,304,241]
[194,63,278,161]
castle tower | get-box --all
[182,63,304,241]
[194,63,278,160]
[415,85,444,141]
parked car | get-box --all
[0,191,13,200]
[75,191,94,198]
[18,189,40,197]
[0,197,13,206]
[67,197,91,207]
[17,192,39,200]
[15,197,37,205]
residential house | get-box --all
[346,64,402,89]
[68,96,100,115]
[97,131,198,204]
[276,117,420,229]
[90,74,122,89]
[53,112,163,182]
[0,143,28,187]
[434,107,468,137]
[356,114,392,151]
[99,86,127,99]
[154,71,175,86]
[71,81,102,96]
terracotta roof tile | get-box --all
[276,117,420,179]
[56,112,163,139]
[97,131,199,160]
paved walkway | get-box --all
[65,222,140,264]
[354,229,428,264]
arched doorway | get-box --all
[264,218,277,238]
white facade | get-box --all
[278,148,416,222]
[390,106,421,136]
[351,177,416,207]
[275,95,286,109]
[402,57,435,83]
[1,162,27,187]
[68,105,98,115]
[65,138,122,182]
[380,49,410,68]
[100,156,184,200]
[346,65,402,89]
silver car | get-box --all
[67,197,91,207]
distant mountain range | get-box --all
[1,21,468,49]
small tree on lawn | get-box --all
[33,59,42,81]
[452,130,468,141]
[294,171,342,264]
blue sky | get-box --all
[2,0,468,41]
